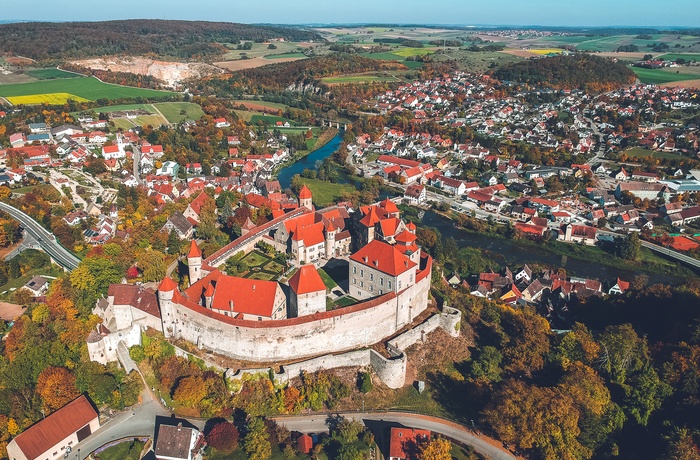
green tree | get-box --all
[469,346,503,384]
[358,372,372,393]
[243,417,272,460]
[138,249,167,282]
[167,230,182,255]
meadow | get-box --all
[321,74,398,84]
[24,68,78,80]
[0,77,175,104]
[631,66,700,84]
[659,53,700,62]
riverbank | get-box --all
[277,130,344,189]
[415,209,690,284]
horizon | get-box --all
[3,0,700,28]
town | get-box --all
[0,16,699,460]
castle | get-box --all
[87,187,458,388]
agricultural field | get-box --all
[6,93,90,105]
[232,100,289,111]
[24,68,77,80]
[266,52,307,59]
[153,102,205,123]
[631,66,700,84]
[659,53,700,62]
[0,76,175,105]
[621,146,692,161]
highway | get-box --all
[274,412,520,460]
[0,202,81,270]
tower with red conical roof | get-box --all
[299,184,313,210]
[187,240,202,286]
[324,220,337,259]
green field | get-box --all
[265,52,306,59]
[321,74,398,84]
[153,102,205,123]
[0,77,175,102]
[659,53,700,62]
[622,146,690,161]
[317,268,337,290]
[631,67,700,84]
[232,99,289,110]
[296,177,356,207]
[249,114,296,125]
[25,68,78,80]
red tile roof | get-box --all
[108,284,160,318]
[289,265,327,295]
[389,427,431,459]
[11,395,98,460]
[187,240,202,258]
[158,276,179,292]
[298,434,313,454]
[185,271,280,318]
[188,192,211,216]
[350,240,417,276]
[299,184,313,199]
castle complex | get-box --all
[87,187,458,388]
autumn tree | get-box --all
[417,437,452,460]
[36,366,80,413]
[207,420,240,453]
[483,379,589,460]
[173,376,207,407]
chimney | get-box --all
[177,422,182,431]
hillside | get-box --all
[492,53,636,92]
[0,20,322,61]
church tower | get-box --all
[298,184,313,211]
[187,240,202,286]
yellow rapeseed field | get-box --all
[530,48,565,55]
[6,93,90,105]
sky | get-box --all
[3,0,700,27]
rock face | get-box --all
[71,56,223,87]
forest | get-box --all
[492,54,637,92]
[0,20,322,61]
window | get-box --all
[388,280,392,289]
[369,273,373,281]
[379,290,383,295]
[380,277,384,286]
[360,281,364,288]
[399,281,402,289]
[370,285,373,292]
[410,274,413,282]
[353,278,356,284]
[360,269,364,277]
[353,266,356,274]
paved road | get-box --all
[0,202,81,270]
[274,412,520,460]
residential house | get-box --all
[154,422,202,460]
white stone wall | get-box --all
[161,274,431,362]
[7,417,100,460]
[293,290,326,317]
[349,259,417,300]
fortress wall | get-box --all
[370,349,406,389]
[162,275,431,362]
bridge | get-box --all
[640,240,700,271]
[0,202,81,270]
[321,119,349,130]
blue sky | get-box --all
[4,0,700,27]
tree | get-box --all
[173,376,207,407]
[483,379,589,460]
[417,437,452,460]
[469,345,503,384]
[243,416,272,460]
[36,366,80,412]
[662,428,700,460]
[618,233,641,261]
[167,230,181,255]
[137,249,167,282]
[358,372,372,393]
[336,445,364,460]
[207,420,240,453]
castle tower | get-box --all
[187,240,202,286]
[298,184,313,211]
[324,221,337,259]
[291,223,305,263]
[406,221,417,234]
[157,276,179,338]
[204,282,215,309]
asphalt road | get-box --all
[274,412,520,460]
[0,201,81,270]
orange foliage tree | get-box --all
[36,367,80,413]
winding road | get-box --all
[274,412,520,460]
[0,202,81,270]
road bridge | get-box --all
[0,202,81,270]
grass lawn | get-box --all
[0,76,175,102]
[25,68,78,80]
[97,439,145,460]
[242,251,272,269]
[317,268,337,290]
[334,296,358,307]
[622,146,689,161]
[87,103,154,113]
[154,102,205,123]
[0,265,63,298]
[296,178,356,207]
[392,47,437,57]
[631,67,700,84]
[250,114,296,126]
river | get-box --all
[277,132,344,190]
[420,211,678,285]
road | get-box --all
[274,412,520,460]
[0,202,81,270]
